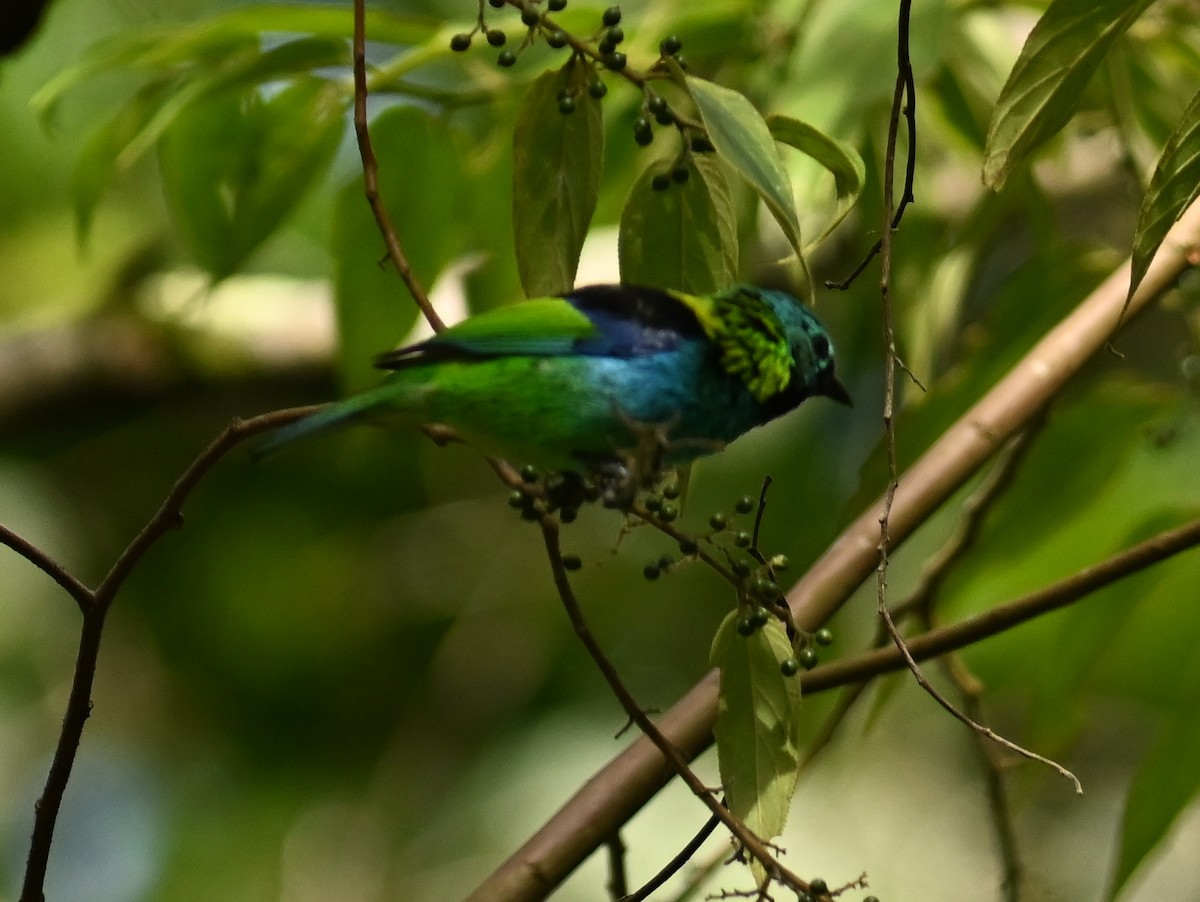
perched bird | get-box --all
[261,283,850,472]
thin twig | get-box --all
[537,517,815,898]
[622,814,721,902]
[352,0,444,332]
[0,525,93,612]
[15,407,315,902]
[607,832,629,901]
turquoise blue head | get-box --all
[754,288,852,415]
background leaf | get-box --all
[982,0,1154,189]
[1127,88,1200,304]
[617,153,738,294]
[157,77,346,280]
[512,64,604,297]
[711,611,803,858]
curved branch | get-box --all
[0,524,93,612]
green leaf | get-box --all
[766,114,865,251]
[332,106,462,392]
[1109,704,1200,899]
[677,67,802,259]
[1127,88,1200,304]
[617,154,738,294]
[982,0,1154,189]
[512,63,604,298]
[158,77,347,280]
[711,611,803,865]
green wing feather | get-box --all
[377,298,599,366]
[672,287,793,403]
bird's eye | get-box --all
[812,334,830,359]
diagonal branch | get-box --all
[469,198,1200,901]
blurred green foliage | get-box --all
[1,1,1200,901]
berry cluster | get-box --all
[449,1,709,190]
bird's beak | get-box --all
[822,375,853,407]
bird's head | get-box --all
[757,289,852,410]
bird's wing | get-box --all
[376,286,710,369]
[677,287,794,403]
[375,298,600,369]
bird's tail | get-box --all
[251,381,416,460]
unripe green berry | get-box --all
[709,512,727,531]
[662,481,680,499]
[731,559,751,578]
[658,502,678,522]
[547,29,568,48]
[497,48,517,66]
[651,172,671,191]
[604,51,627,70]
[562,554,583,570]
[486,29,507,46]
[733,530,752,548]
[450,33,472,52]
[643,562,661,580]
[659,34,682,56]
[558,95,576,114]
[814,627,834,646]
[588,78,607,98]
[780,657,800,677]
[735,495,754,514]
[508,490,527,508]
[799,647,819,669]
[520,5,540,26]
[671,165,690,183]
[602,6,622,26]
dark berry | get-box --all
[519,464,538,482]
[659,34,682,56]
[709,513,727,531]
[508,490,526,508]
[548,0,567,9]
[521,4,540,26]
[799,647,819,669]
[605,26,624,45]
[733,530,752,548]
[646,94,667,115]
[634,124,654,146]
[602,6,622,26]
[604,51,627,70]
[598,36,617,55]
[808,878,829,896]
[662,481,680,500]
[588,78,607,98]
[671,165,690,183]
[547,29,568,48]
[497,48,517,66]
[864,897,880,902]
[489,0,505,6]
[643,494,662,511]
[731,559,752,578]
[450,33,472,52]
[657,554,674,570]
[780,657,800,677]
[651,172,671,191]
[659,502,678,522]
[558,95,576,114]
[560,507,578,523]
[654,108,674,125]
[749,606,770,627]
[486,29,507,46]
[690,134,716,153]
[678,537,698,555]
[735,495,754,514]
[737,615,757,636]
[562,554,583,570]
[751,576,775,598]
[643,562,661,580]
